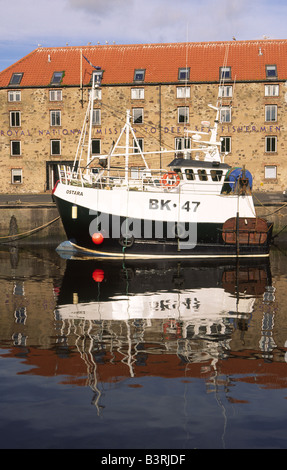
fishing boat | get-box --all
[53,73,273,259]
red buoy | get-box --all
[92,269,104,283]
[92,232,104,244]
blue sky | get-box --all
[0,0,286,72]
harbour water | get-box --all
[0,243,287,450]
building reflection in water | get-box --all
[1,246,285,417]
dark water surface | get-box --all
[0,244,287,450]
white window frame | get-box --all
[8,90,21,102]
[178,68,190,81]
[265,136,277,153]
[11,168,22,184]
[266,65,277,79]
[175,137,191,151]
[219,85,233,98]
[92,109,101,125]
[10,111,21,127]
[49,90,62,101]
[178,107,189,124]
[134,69,145,82]
[220,67,231,80]
[176,87,190,99]
[265,105,277,122]
[50,110,61,126]
[265,84,279,97]
[131,88,145,100]
[221,136,231,153]
[220,107,231,123]
[264,165,277,179]
[91,139,101,155]
[133,138,144,153]
[11,140,21,156]
[51,139,61,155]
[132,108,143,124]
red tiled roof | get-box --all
[1,39,287,87]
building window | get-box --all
[133,138,144,153]
[220,67,231,80]
[91,139,101,155]
[49,90,62,101]
[11,141,21,156]
[265,165,277,179]
[90,70,103,87]
[51,140,61,155]
[132,108,143,124]
[176,87,190,98]
[8,90,21,102]
[175,137,191,151]
[178,107,189,123]
[11,168,22,184]
[9,73,23,86]
[219,85,233,98]
[265,136,277,153]
[265,84,279,96]
[265,105,277,122]
[10,111,21,127]
[51,72,64,85]
[131,88,145,100]
[220,107,231,123]
[50,110,61,126]
[178,68,190,81]
[266,65,277,79]
[92,109,101,125]
[134,69,145,82]
[221,136,231,153]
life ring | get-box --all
[161,171,180,188]
[163,320,181,337]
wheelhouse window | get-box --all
[50,110,61,126]
[176,86,190,98]
[11,168,22,184]
[9,73,23,86]
[178,68,190,81]
[134,69,145,82]
[178,107,189,123]
[220,67,231,80]
[51,71,64,85]
[10,111,21,127]
[132,108,143,124]
[265,84,279,96]
[8,90,21,102]
[266,65,277,79]
[265,105,277,122]
[265,136,277,153]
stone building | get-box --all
[0,39,287,194]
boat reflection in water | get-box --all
[55,257,274,410]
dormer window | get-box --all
[9,73,23,86]
[91,70,103,86]
[220,66,231,80]
[134,69,145,82]
[51,71,64,85]
[266,65,277,79]
[178,68,190,81]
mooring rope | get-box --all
[0,216,60,243]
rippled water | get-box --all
[0,244,287,449]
